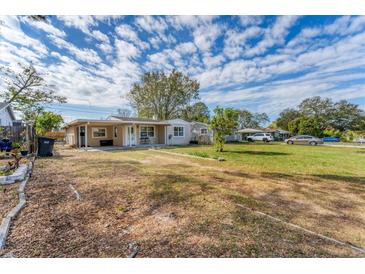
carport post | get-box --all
[85,123,88,148]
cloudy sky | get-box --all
[1,15,365,122]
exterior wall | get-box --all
[0,107,13,126]
[86,125,114,147]
[156,125,166,144]
[165,119,191,145]
[66,126,76,145]
[191,123,213,143]
[113,126,124,146]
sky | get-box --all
[0,15,365,123]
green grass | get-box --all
[165,143,365,177]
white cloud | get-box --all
[24,17,66,37]
[92,30,109,43]
[238,16,263,26]
[48,35,102,64]
[115,24,149,49]
[57,16,96,35]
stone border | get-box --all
[0,164,29,185]
[0,157,35,249]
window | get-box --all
[200,128,208,135]
[92,128,107,138]
[140,126,154,137]
[174,126,184,137]
[255,133,264,136]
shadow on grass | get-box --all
[224,150,290,156]
[313,174,365,185]
[148,173,213,207]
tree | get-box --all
[276,108,301,130]
[289,116,322,137]
[1,64,66,151]
[35,111,64,135]
[0,64,66,117]
[209,106,238,152]
[116,108,132,117]
[330,100,365,131]
[236,109,269,129]
[127,70,200,120]
[180,101,210,123]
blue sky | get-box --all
[1,15,365,122]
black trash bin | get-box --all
[38,137,55,157]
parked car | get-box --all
[285,135,324,146]
[322,136,340,142]
[246,133,273,142]
[354,137,365,144]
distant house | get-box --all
[64,116,212,148]
[0,102,16,127]
[226,127,290,141]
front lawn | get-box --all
[2,145,364,257]
[164,143,365,178]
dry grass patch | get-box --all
[1,145,364,257]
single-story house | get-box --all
[226,127,291,141]
[64,116,212,148]
[0,102,16,127]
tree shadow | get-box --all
[313,174,365,185]
[225,150,290,156]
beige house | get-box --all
[64,116,170,148]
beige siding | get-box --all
[66,126,76,145]
[112,126,124,146]
[86,126,113,147]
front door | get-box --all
[79,126,86,147]
[125,126,136,146]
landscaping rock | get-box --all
[217,157,226,161]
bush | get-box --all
[188,151,210,158]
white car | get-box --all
[246,133,273,142]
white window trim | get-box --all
[173,126,185,137]
[92,127,107,138]
[140,125,155,138]
[200,128,208,135]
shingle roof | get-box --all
[109,115,162,122]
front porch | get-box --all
[80,144,168,152]
[69,121,169,149]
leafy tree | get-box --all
[297,117,322,137]
[236,109,269,129]
[288,117,301,135]
[1,64,66,151]
[209,106,238,152]
[298,96,334,119]
[330,100,365,131]
[276,108,301,130]
[0,64,66,119]
[35,111,64,136]
[127,70,199,120]
[180,101,210,123]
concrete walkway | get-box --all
[321,144,365,149]
[81,144,168,152]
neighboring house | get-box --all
[0,102,16,127]
[228,127,291,141]
[190,121,213,143]
[164,119,213,145]
[262,128,290,141]
[64,116,213,148]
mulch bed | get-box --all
[0,183,19,219]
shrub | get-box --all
[188,151,209,158]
